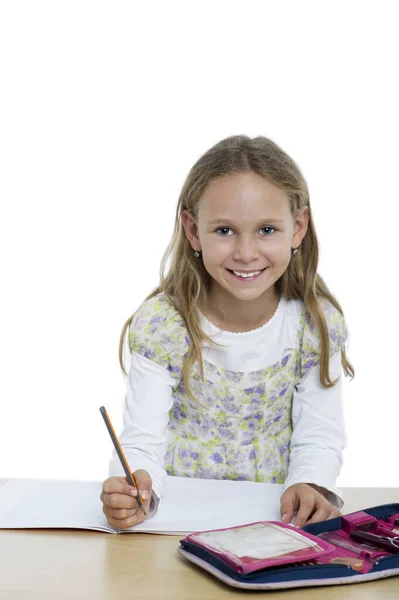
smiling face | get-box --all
[181,171,308,317]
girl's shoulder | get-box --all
[130,292,185,330]
[304,295,348,345]
[128,293,190,371]
[284,294,346,330]
[299,295,349,374]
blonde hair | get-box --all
[119,135,354,400]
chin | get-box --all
[234,289,270,301]
[223,283,270,300]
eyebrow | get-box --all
[207,218,285,226]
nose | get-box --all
[232,235,259,263]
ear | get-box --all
[292,206,309,248]
[180,210,201,251]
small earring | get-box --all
[292,247,299,255]
[194,250,201,258]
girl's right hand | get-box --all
[100,469,153,529]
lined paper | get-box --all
[0,477,284,534]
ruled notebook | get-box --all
[0,477,283,535]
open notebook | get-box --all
[0,477,283,535]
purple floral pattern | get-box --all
[129,294,348,484]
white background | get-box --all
[1,1,398,488]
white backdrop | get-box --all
[1,1,398,488]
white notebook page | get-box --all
[0,477,284,534]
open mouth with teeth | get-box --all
[226,268,267,280]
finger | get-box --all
[326,507,341,520]
[280,491,298,524]
[306,504,341,525]
[294,497,315,528]
[106,510,145,530]
[134,470,152,499]
[303,504,332,525]
[101,492,138,510]
[103,506,137,521]
[135,493,151,516]
[133,470,153,513]
[102,477,137,497]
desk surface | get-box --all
[0,481,398,599]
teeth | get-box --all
[233,270,262,278]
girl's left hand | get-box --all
[280,483,341,528]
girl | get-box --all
[100,135,354,530]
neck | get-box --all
[203,285,281,333]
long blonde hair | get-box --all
[119,135,354,400]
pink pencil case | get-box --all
[184,520,336,574]
[178,504,399,591]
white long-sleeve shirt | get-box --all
[109,293,348,511]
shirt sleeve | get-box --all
[283,298,350,510]
[283,350,347,510]
[107,295,190,517]
[108,350,176,513]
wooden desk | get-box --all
[0,481,398,599]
